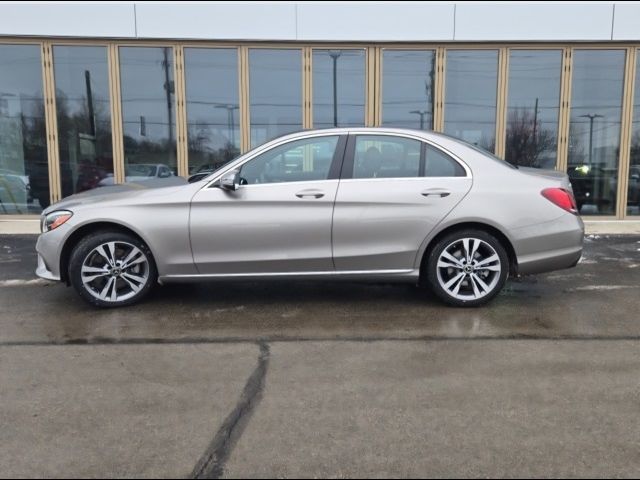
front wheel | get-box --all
[425,229,509,307]
[69,231,157,308]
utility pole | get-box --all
[328,50,342,127]
[532,97,539,146]
[84,70,95,137]
[162,48,174,148]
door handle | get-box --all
[295,189,325,199]
[421,189,451,198]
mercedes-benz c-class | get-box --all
[36,128,584,308]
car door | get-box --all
[189,134,346,275]
[332,133,473,272]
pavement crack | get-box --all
[191,341,270,479]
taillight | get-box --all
[541,188,578,215]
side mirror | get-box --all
[220,170,240,191]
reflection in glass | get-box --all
[239,135,339,184]
[249,49,302,147]
[53,46,113,197]
[444,50,498,153]
[184,48,240,175]
[381,50,435,130]
[627,51,640,216]
[506,50,562,169]
[568,50,625,216]
[0,45,48,213]
[313,49,365,128]
[353,135,421,179]
[118,47,177,183]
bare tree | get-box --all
[505,108,555,167]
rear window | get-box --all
[433,132,517,170]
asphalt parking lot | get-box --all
[1,234,639,478]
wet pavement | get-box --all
[1,234,639,477]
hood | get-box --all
[44,176,188,214]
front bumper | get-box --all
[34,224,70,282]
[36,253,60,281]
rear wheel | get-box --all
[425,229,509,307]
[69,231,157,308]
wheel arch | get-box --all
[59,221,154,284]
[419,221,518,278]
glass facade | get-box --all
[249,49,302,147]
[313,49,366,128]
[0,45,48,213]
[53,46,113,197]
[119,47,177,182]
[1,41,640,219]
[184,48,240,175]
[444,50,498,153]
[506,50,562,169]
[381,50,435,130]
[627,51,640,216]
[568,49,625,216]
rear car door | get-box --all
[332,133,473,271]
[190,134,346,275]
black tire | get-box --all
[69,230,157,308]
[425,229,509,307]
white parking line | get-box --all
[0,279,51,287]
[565,285,636,292]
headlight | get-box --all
[41,210,73,233]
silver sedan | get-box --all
[36,128,584,308]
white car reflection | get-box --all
[0,168,31,214]
[98,164,175,186]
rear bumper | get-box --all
[517,245,582,275]
[514,213,584,276]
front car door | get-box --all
[332,133,473,272]
[189,134,346,275]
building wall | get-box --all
[1,3,640,220]
[1,2,640,42]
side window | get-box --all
[353,135,421,179]
[159,166,173,178]
[425,145,466,177]
[239,136,340,185]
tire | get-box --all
[425,229,509,307]
[68,230,157,308]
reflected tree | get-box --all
[505,108,555,167]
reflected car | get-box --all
[0,169,30,213]
[98,164,175,186]
[627,166,640,212]
[36,128,584,308]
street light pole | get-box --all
[215,104,240,146]
[328,50,342,127]
[579,113,603,165]
[410,110,430,130]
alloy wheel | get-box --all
[435,237,502,301]
[80,241,150,303]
